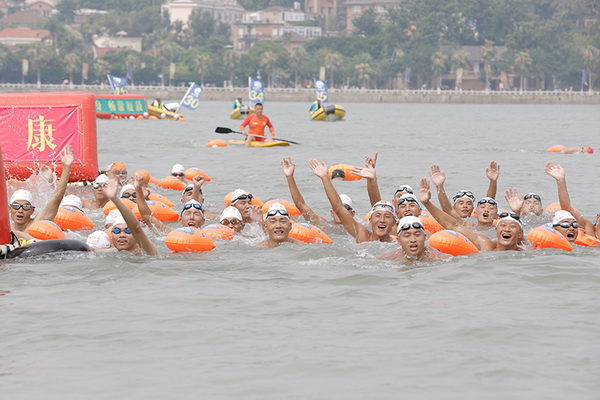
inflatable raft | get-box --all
[230,105,254,119]
[310,104,346,121]
[228,139,290,148]
[147,105,185,120]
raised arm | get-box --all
[36,146,74,222]
[282,157,326,223]
[133,173,169,233]
[485,161,500,199]
[190,174,205,204]
[351,153,381,206]
[309,159,365,239]
[429,164,460,220]
[105,176,158,255]
[504,187,524,215]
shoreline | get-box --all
[1,83,599,104]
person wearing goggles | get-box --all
[504,188,544,217]
[310,159,395,243]
[108,162,128,185]
[420,178,525,252]
[230,189,262,224]
[181,174,206,208]
[171,164,186,182]
[219,206,245,233]
[104,175,157,255]
[282,157,355,227]
[258,203,302,248]
[380,216,449,263]
[396,193,422,219]
[551,210,579,244]
[428,162,499,225]
[82,174,110,210]
[545,162,596,237]
[9,146,75,241]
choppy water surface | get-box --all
[3,101,600,399]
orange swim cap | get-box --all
[112,162,127,171]
[583,146,594,154]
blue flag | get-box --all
[179,82,203,111]
[315,79,328,103]
[249,77,265,107]
[107,74,127,94]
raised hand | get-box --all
[192,174,205,188]
[60,145,75,167]
[365,152,378,168]
[545,161,565,181]
[419,178,431,204]
[486,160,500,182]
[309,159,328,179]
[351,164,375,180]
[281,157,295,177]
[429,164,446,188]
[132,172,144,190]
[105,177,119,200]
[504,187,523,213]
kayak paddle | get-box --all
[215,127,300,145]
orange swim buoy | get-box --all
[201,224,235,240]
[289,222,332,244]
[528,225,572,251]
[261,199,301,216]
[574,229,600,247]
[428,230,478,256]
[28,220,66,240]
[132,201,179,222]
[224,192,264,207]
[328,164,362,181]
[149,115,159,120]
[103,199,136,216]
[165,227,216,252]
[148,192,174,207]
[160,176,186,191]
[419,212,444,233]
[184,168,211,182]
[207,139,228,148]
[149,176,162,186]
[547,145,566,153]
[134,169,150,185]
[53,206,94,230]
[544,202,561,212]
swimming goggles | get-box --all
[553,221,579,229]
[92,183,107,189]
[499,211,520,221]
[397,197,418,206]
[231,194,253,204]
[184,186,203,195]
[121,192,137,199]
[343,204,353,211]
[398,221,425,232]
[266,208,289,218]
[477,198,497,206]
[112,227,132,234]
[181,203,204,215]
[10,203,34,211]
[394,185,414,195]
[371,203,395,213]
[453,191,475,202]
[524,193,542,202]
[113,169,127,175]
[172,172,185,177]
[221,218,242,226]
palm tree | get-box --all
[94,59,110,85]
[289,46,307,88]
[481,40,496,90]
[222,49,239,87]
[193,52,212,86]
[451,49,469,89]
[63,52,80,85]
[355,62,373,89]
[430,51,448,89]
[124,53,142,86]
[514,51,532,91]
[25,42,55,85]
[260,51,278,87]
[582,46,600,91]
[152,40,181,87]
[324,52,343,88]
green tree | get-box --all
[223,49,240,87]
[94,59,110,83]
[260,51,278,87]
[64,52,81,84]
[25,43,55,85]
[430,51,448,89]
[451,49,469,89]
[193,52,212,86]
[124,53,142,85]
[481,40,496,89]
[582,46,600,91]
[289,46,308,88]
[324,51,344,88]
[352,8,380,36]
[152,40,181,86]
[514,51,532,90]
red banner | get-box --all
[0,107,81,162]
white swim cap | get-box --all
[9,189,34,205]
[265,202,289,219]
[171,164,185,174]
[397,194,421,209]
[181,199,204,217]
[339,194,353,210]
[219,206,243,223]
[94,174,109,185]
[397,216,424,234]
[105,209,122,228]
[230,189,252,204]
[370,200,395,215]
[119,184,135,198]
[60,194,83,210]
[553,210,575,225]
[86,231,111,249]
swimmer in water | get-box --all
[282,157,355,225]
[420,178,524,251]
[309,159,396,243]
[229,189,262,224]
[107,162,128,185]
[82,174,110,210]
[551,210,579,244]
[258,203,303,248]
[171,164,186,182]
[104,175,158,255]
[504,189,544,217]
[545,161,595,234]
[379,216,450,263]
[219,206,245,233]
[181,174,205,204]
[560,146,594,154]
[9,146,75,239]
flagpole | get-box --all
[581,69,584,92]
[175,83,193,114]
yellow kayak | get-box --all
[228,139,290,147]
[310,104,346,121]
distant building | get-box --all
[343,0,402,33]
[0,10,47,28]
[440,45,508,90]
[162,0,244,27]
[92,33,142,59]
[305,0,338,17]
[27,1,54,17]
[74,9,108,25]
[0,27,50,46]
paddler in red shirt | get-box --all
[240,102,275,146]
